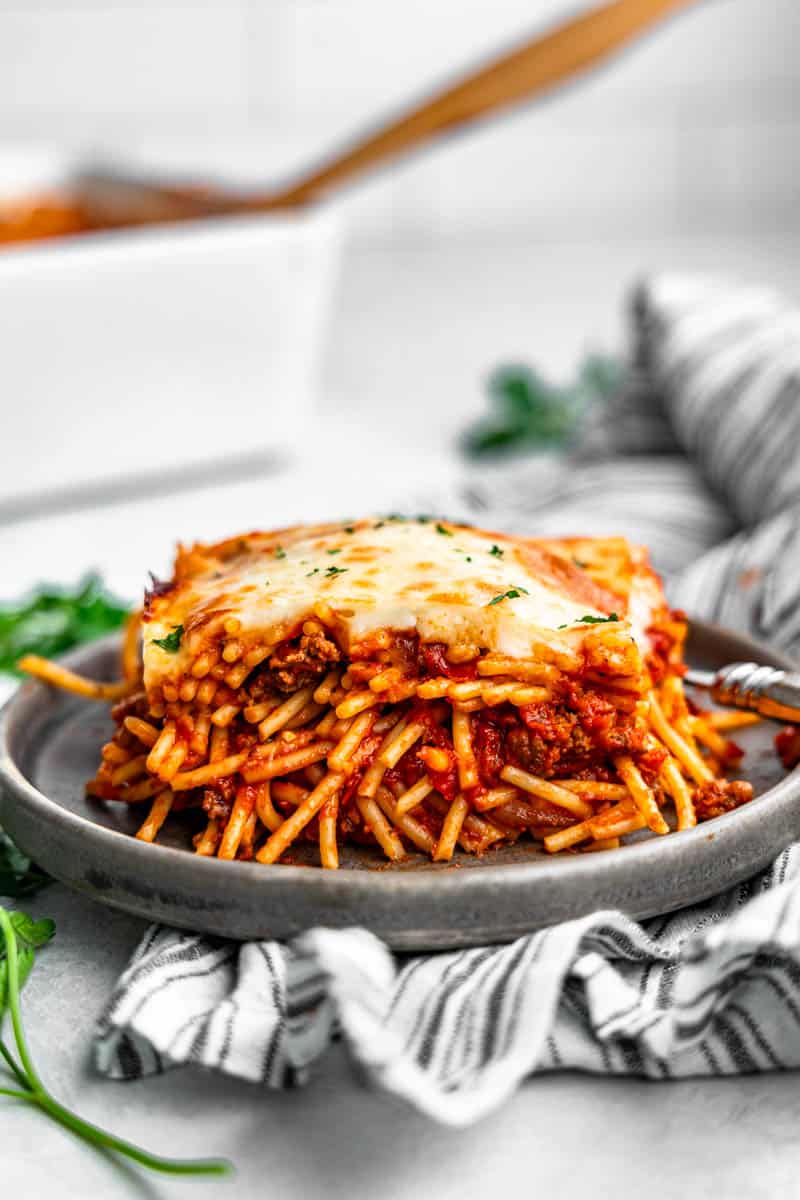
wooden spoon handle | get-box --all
[255,0,695,210]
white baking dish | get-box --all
[0,152,341,509]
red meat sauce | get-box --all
[776,725,800,771]
[249,629,483,696]
[354,689,659,825]
[693,779,753,820]
[172,628,679,842]
[643,611,686,685]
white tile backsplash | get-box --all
[0,0,797,243]
[0,4,251,119]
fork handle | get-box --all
[688,662,800,723]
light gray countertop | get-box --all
[4,233,800,1198]
[6,883,800,1200]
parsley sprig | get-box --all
[0,902,230,1178]
[0,835,50,900]
[462,355,624,458]
[0,575,128,677]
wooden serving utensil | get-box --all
[78,0,697,227]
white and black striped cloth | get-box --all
[94,274,800,1120]
[95,845,800,1124]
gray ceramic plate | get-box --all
[0,623,798,950]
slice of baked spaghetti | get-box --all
[20,518,754,866]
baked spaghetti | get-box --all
[20,518,755,867]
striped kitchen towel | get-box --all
[95,846,800,1125]
[94,274,800,1122]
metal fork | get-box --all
[685,663,800,723]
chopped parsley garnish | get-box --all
[489,544,504,558]
[151,625,183,653]
[326,548,341,555]
[557,612,620,629]
[436,523,453,537]
[416,515,431,524]
[343,525,355,534]
[456,548,473,563]
[306,568,319,577]
[274,545,286,559]
[325,566,348,577]
[487,587,529,606]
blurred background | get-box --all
[0,0,798,597]
[1,0,797,243]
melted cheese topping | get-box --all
[143,519,652,689]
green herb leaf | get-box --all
[0,905,231,1177]
[306,568,319,577]
[487,587,528,606]
[462,354,625,459]
[151,625,183,653]
[274,546,286,559]
[435,523,453,537]
[324,566,348,578]
[0,834,50,900]
[558,612,620,629]
[326,548,341,555]
[0,576,129,677]
[489,545,504,558]
[0,908,54,1011]
[9,911,55,950]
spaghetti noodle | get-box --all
[20,518,756,867]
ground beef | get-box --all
[202,778,237,821]
[506,709,619,777]
[506,725,563,776]
[261,631,341,694]
[110,690,148,723]
[472,712,505,785]
[693,779,753,821]
[776,726,800,770]
[492,688,652,782]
